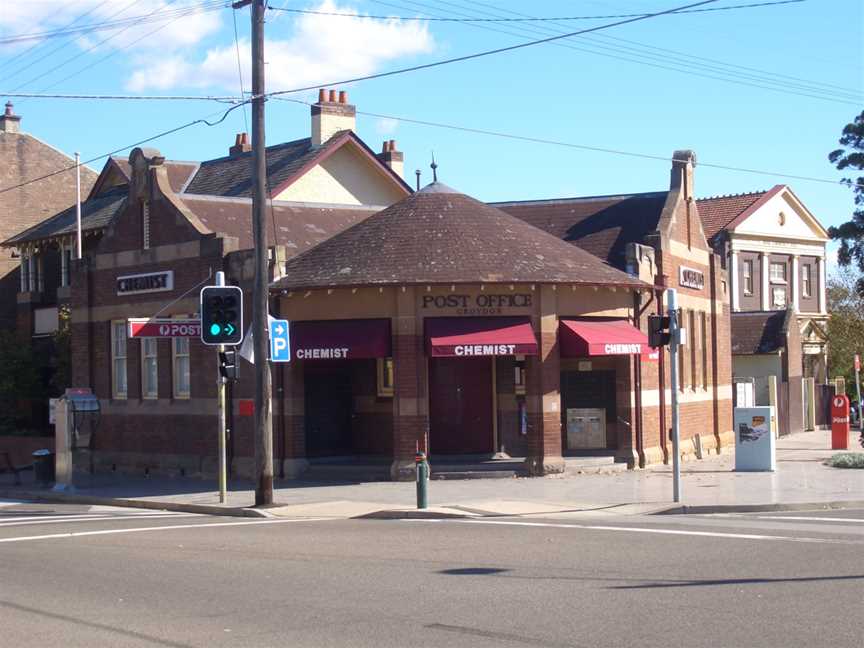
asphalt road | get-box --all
[1,500,862,648]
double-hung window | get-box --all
[769,262,786,283]
[743,261,753,295]
[111,321,128,399]
[802,265,812,298]
[173,337,191,399]
[141,338,158,399]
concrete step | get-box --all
[564,456,629,474]
[301,465,390,482]
[430,469,521,480]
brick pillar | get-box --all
[525,285,564,475]
[281,359,308,477]
[391,286,428,481]
[69,257,91,388]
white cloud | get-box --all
[1,1,222,58]
[375,117,400,135]
[125,1,435,92]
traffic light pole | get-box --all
[215,271,228,504]
[667,288,682,503]
[251,0,274,506]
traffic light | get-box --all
[648,315,671,348]
[218,349,239,381]
[200,286,243,346]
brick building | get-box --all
[0,101,97,331]
[4,92,733,478]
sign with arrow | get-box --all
[269,319,291,362]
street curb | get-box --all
[654,500,864,515]
[0,488,270,518]
[355,509,474,520]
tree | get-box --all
[0,332,42,434]
[827,267,864,391]
[828,110,864,291]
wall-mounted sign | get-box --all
[421,293,532,316]
[128,318,200,338]
[678,266,704,291]
[117,271,173,296]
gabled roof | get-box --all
[696,187,779,244]
[731,309,794,355]
[492,192,669,269]
[3,185,126,246]
[183,130,411,198]
[273,182,650,291]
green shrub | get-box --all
[826,453,864,469]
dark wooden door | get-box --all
[304,364,353,457]
[429,358,493,455]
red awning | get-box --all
[291,319,391,360]
[426,316,538,357]
[559,318,655,359]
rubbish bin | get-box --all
[32,449,55,485]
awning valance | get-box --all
[426,316,538,357]
[291,319,391,360]
[559,318,656,359]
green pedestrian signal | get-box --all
[200,285,243,346]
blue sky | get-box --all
[2,0,862,258]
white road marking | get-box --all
[403,519,863,545]
[0,517,329,544]
[746,515,864,524]
[0,514,201,528]
[0,512,191,524]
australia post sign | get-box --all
[128,318,201,338]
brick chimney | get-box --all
[229,132,251,156]
[311,88,355,146]
[377,140,404,179]
[670,149,696,200]
[1,101,21,134]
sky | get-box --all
[1,0,862,265]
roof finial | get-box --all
[430,152,438,183]
[415,169,421,191]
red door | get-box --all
[429,358,493,455]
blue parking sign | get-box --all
[269,319,291,362]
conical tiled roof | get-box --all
[273,182,649,291]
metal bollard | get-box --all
[415,451,429,509]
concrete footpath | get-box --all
[2,429,862,519]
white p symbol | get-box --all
[273,338,286,355]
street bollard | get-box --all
[415,451,429,509]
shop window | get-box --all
[689,310,697,391]
[514,357,526,395]
[772,287,787,309]
[141,338,158,399]
[173,337,190,399]
[111,320,128,400]
[377,357,394,397]
[743,260,753,295]
[769,262,786,283]
[802,265,811,298]
[678,310,686,392]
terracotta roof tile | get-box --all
[492,193,668,269]
[696,191,768,244]
[731,309,793,355]
[274,183,649,291]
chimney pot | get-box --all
[318,88,327,103]
[229,132,252,156]
[389,139,396,152]
[4,101,12,117]
[339,90,348,104]
[328,89,337,103]
[382,142,389,154]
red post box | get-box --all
[831,394,850,450]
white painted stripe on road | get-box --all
[0,512,191,524]
[0,514,201,528]
[404,519,863,545]
[0,518,330,544]
[748,515,864,524]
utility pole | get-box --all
[667,288,682,503]
[75,152,82,259]
[250,0,273,506]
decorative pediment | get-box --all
[799,318,828,344]
[733,186,829,242]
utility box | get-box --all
[566,408,606,449]
[734,406,776,472]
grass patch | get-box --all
[825,453,864,469]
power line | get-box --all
[379,0,859,104]
[266,0,724,98]
[0,1,230,46]
[267,0,806,22]
[0,102,249,196]
[0,92,240,101]
[272,95,861,188]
